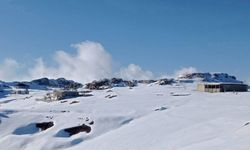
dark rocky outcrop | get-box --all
[85,79,110,90]
[138,80,157,84]
[1,78,83,91]
[89,121,94,125]
[155,106,168,111]
[36,122,54,131]
[79,90,94,97]
[64,124,91,136]
[85,78,137,90]
[82,94,94,97]
[70,101,80,104]
[158,78,175,85]
[123,80,137,87]
[179,73,242,83]
[105,94,118,99]
[81,90,92,94]
[31,78,83,89]
[180,73,211,79]
[244,122,250,126]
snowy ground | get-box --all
[0,83,250,150]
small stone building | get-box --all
[197,83,248,93]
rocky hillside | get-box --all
[31,78,83,89]
[0,78,83,90]
[178,73,243,83]
[0,73,246,91]
[85,78,138,90]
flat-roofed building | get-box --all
[197,83,248,93]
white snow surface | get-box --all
[0,83,250,150]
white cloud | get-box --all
[28,58,53,79]
[247,78,250,85]
[174,67,198,78]
[0,58,21,81]
[0,44,201,83]
[28,41,113,83]
[116,64,154,80]
[0,41,157,83]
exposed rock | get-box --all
[244,122,250,126]
[180,73,211,79]
[123,80,137,87]
[138,80,157,84]
[81,90,92,94]
[85,117,90,122]
[36,122,54,131]
[89,121,94,125]
[179,73,242,83]
[85,78,137,90]
[64,124,91,136]
[85,79,110,90]
[106,89,113,93]
[82,94,94,97]
[158,79,175,85]
[111,78,124,85]
[155,107,168,111]
[109,95,117,99]
[105,95,111,98]
[45,116,53,119]
[70,101,80,104]
[170,92,191,96]
[105,94,118,99]
[78,91,93,97]
[61,110,70,113]
[31,78,83,89]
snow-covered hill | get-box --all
[0,75,249,150]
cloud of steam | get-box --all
[1,41,199,83]
[174,67,198,78]
[0,58,22,81]
[117,64,154,80]
[0,41,155,83]
[27,41,156,82]
[27,41,113,83]
[247,78,250,85]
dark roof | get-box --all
[201,82,248,86]
[15,83,29,89]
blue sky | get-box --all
[0,0,250,81]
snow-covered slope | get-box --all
[0,83,250,150]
